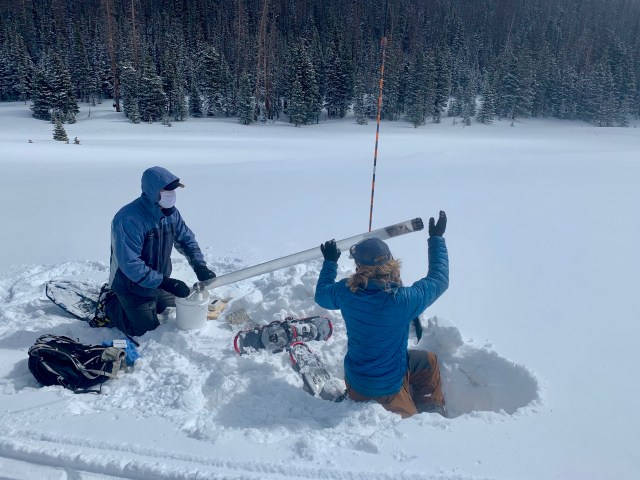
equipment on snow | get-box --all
[207,298,230,320]
[28,334,130,393]
[234,316,332,355]
[289,342,332,398]
[193,217,424,292]
[101,338,139,366]
[45,281,115,329]
[224,308,251,326]
[175,288,210,330]
[46,281,109,326]
[45,280,140,347]
[368,0,390,232]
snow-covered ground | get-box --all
[1,101,639,479]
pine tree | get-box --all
[188,80,203,118]
[12,33,33,102]
[447,97,461,118]
[303,15,325,106]
[496,45,533,121]
[120,62,140,123]
[530,45,554,118]
[477,75,497,124]
[237,72,254,125]
[429,49,450,123]
[325,35,353,119]
[50,54,79,123]
[496,50,520,119]
[163,35,187,122]
[0,31,11,100]
[71,28,93,103]
[197,44,233,117]
[380,43,403,121]
[287,41,321,125]
[607,41,635,126]
[138,58,167,123]
[53,118,68,142]
[353,74,368,125]
[0,30,28,101]
[89,31,111,104]
[460,67,478,124]
[405,52,428,127]
[591,61,617,127]
[289,77,306,127]
[30,64,54,120]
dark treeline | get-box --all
[1,0,639,127]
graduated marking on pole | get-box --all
[368,0,389,232]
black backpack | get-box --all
[28,334,127,392]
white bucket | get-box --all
[175,289,210,330]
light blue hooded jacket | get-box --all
[314,236,449,397]
[108,166,206,297]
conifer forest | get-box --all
[1,0,639,128]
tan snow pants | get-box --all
[346,350,445,418]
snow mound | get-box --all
[419,316,539,417]
[0,258,540,477]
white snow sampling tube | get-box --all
[193,217,424,292]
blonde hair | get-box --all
[346,258,402,292]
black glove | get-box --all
[414,218,424,231]
[320,240,341,262]
[428,210,447,237]
[159,276,190,298]
[194,264,216,282]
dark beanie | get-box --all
[351,238,392,266]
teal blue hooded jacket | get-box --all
[109,166,206,297]
[314,236,449,397]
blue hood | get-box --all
[141,166,180,204]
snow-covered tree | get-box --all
[163,35,187,122]
[53,118,68,142]
[325,35,353,119]
[286,41,321,125]
[429,49,450,123]
[30,64,54,120]
[405,52,428,127]
[138,58,167,123]
[197,44,234,117]
[237,72,255,125]
[50,54,79,123]
[353,74,368,125]
[120,62,140,123]
[188,80,203,118]
[476,73,497,124]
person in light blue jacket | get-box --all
[102,166,216,337]
[315,211,449,417]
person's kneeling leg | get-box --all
[106,291,159,337]
[407,350,446,415]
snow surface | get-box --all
[1,102,639,479]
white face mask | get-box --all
[158,190,176,208]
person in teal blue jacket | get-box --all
[315,211,449,417]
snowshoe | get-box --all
[289,341,331,397]
[46,280,112,328]
[233,316,332,355]
[89,284,115,328]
